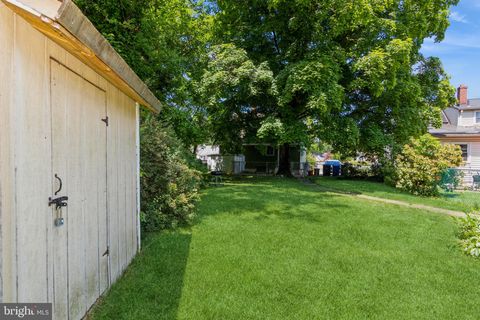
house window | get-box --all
[266,146,275,156]
[457,144,469,162]
[476,112,480,124]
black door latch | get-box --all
[48,196,69,209]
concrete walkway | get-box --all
[304,180,466,218]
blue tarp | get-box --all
[324,160,342,167]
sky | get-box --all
[421,0,480,98]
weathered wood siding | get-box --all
[0,2,15,303]
[0,6,139,316]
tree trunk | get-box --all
[276,143,292,176]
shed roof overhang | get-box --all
[1,0,161,113]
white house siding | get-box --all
[459,111,476,127]
[0,7,139,319]
[470,142,480,167]
[441,139,480,186]
[463,141,480,185]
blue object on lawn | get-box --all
[324,160,342,167]
[323,160,342,176]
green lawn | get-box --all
[92,178,480,319]
[312,176,479,212]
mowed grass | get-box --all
[92,178,480,320]
[313,176,480,212]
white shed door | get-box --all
[50,59,109,320]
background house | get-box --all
[197,145,223,171]
[242,144,307,176]
[0,1,160,319]
[196,145,245,174]
[196,144,307,176]
[430,85,480,186]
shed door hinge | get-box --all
[102,246,109,257]
[101,116,109,126]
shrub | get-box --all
[457,213,480,258]
[379,161,397,186]
[306,153,317,169]
[341,162,373,179]
[140,115,205,232]
[394,134,462,196]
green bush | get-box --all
[379,161,397,186]
[341,161,381,180]
[140,115,205,232]
[394,134,462,196]
[457,213,480,258]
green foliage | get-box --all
[457,213,480,258]
[394,134,462,196]
[341,162,378,180]
[77,0,460,174]
[257,117,285,143]
[74,0,212,148]
[140,115,205,231]
[309,140,332,154]
[208,0,458,158]
[306,153,317,167]
[198,44,277,152]
[381,161,398,187]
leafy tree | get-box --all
[198,44,277,153]
[201,0,458,174]
[394,134,462,196]
[74,0,212,149]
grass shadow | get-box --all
[441,192,461,199]
[310,176,478,212]
[196,177,352,224]
[91,232,191,320]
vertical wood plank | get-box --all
[46,39,68,315]
[127,98,137,262]
[121,93,128,270]
[64,54,87,320]
[13,15,50,303]
[0,5,16,303]
[83,77,101,309]
[50,58,69,320]
[96,83,109,295]
[106,84,120,283]
[135,103,141,252]
[123,96,132,264]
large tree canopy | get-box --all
[74,0,212,149]
[76,0,459,174]
[201,0,457,166]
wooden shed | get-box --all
[0,0,161,319]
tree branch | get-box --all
[272,31,281,55]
